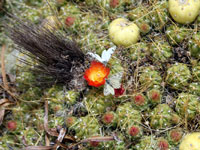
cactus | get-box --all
[128,5,151,34]
[79,32,113,55]
[20,127,45,146]
[83,89,113,115]
[40,0,57,18]
[101,111,117,127]
[97,0,124,13]
[18,4,41,23]
[139,66,162,90]
[79,13,99,33]
[126,124,143,139]
[149,38,172,63]
[189,32,200,59]
[6,120,17,131]
[116,102,142,138]
[127,42,149,61]
[133,136,157,150]
[72,115,100,139]
[166,25,189,45]
[167,128,183,145]
[189,82,200,96]
[65,116,78,129]
[101,138,126,150]
[116,102,142,126]
[156,137,170,150]
[31,109,44,131]
[192,62,200,82]
[59,3,81,33]
[150,104,180,129]
[147,89,162,105]
[175,93,200,120]
[149,0,169,30]
[107,55,124,75]
[132,93,149,110]
[166,63,191,90]
[16,71,37,91]
[46,86,79,106]
[0,134,21,149]
[48,115,64,129]
[169,0,200,24]
[19,87,42,101]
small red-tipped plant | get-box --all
[140,23,150,34]
[151,91,160,102]
[170,130,182,142]
[102,113,114,124]
[66,117,75,127]
[65,16,75,27]
[158,139,169,150]
[129,126,140,137]
[7,121,17,131]
[134,94,145,106]
[114,85,125,97]
[110,0,119,8]
[53,105,62,112]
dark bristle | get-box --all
[6,16,88,90]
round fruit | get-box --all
[179,132,200,150]
[168,0,200,24]
[108,18,140,47]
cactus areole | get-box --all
[168,0,200,24]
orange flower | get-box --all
[84,61,110,87]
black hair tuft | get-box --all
[6,16,89,91]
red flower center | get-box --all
[151,92,160,101]
[65,16,75,27]
[110,0,119,8]
[66,117,75,126]
[134,94,145,105]
[7,121,17,131]
[103,113,114,124]
[84,61,110,87]
[129,126,139,136]
[170,131,182,142]
[158,140,169,150]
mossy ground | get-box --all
[0,0,200,150]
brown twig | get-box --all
[1,44,9,91]
[68,136,115,149]
[53,128,67,150]
[0,108,5,125]
[45,134,50,146]
[0,98,15,125]
[0,84,18,101]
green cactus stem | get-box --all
[166,63,191,90]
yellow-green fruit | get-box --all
[108,18,140,47]
[169,0,200,24]
[179,132,200,150]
